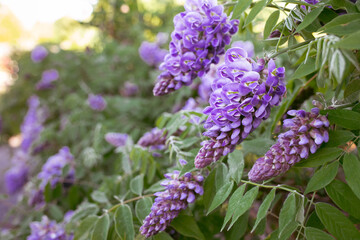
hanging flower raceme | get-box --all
[36,69,59,90]
[139,41,168,67]
[153,0,239,96]
[137,128,167,156]
[31,45,48,63]
[5,160,29,195]
[105,132,128,147]
[248,108,329,182]
[87,94,107,111]
[27,216,72,240]
[38,147,75,189]
[195,47,286,168]
[140,170,204,237]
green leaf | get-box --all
[326,179,360,220]
[207,181,234,214]
[228,186,259,230]
[91,213,110,240]
[334,30,360,50]
[44,182,52,203]
[115,204,135,240]
[48,204,64,222]
[296,6,325,33]
[135,197,153,223]
[74,215,98,240]
[170,215,205,240]
[329,0,358,13]
[323,130,355,148]
[231,0,252,20]
[319,13,360,31]
[323,19,360,36]
[227,150,244,184]
[343,154,360,199]
[289,58,317,80]
[324,109,360,129]
[264,10,280,39]
[305,161,339,194]
[130,174,144,196]
[251,188,276,232]
[91,190,109,204]
[278,193,296,238]
[279,221,298,240]
[305,227,335,240]
[244,0,268,26]
[329,49,346,83]
[295,147,342,168]
[70,203,99,223]
[222,184,247,231]
[344,79,360,99]
[316,203,360,239]
[153,232,174,240]
[241,138,275,156]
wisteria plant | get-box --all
[1,0,360,239]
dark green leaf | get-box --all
[91,213,110,240]
[135,197,153,222]
[227,150,244,184]
[343,154,360,199]
[232,0,252,20]
[245,0,268,26]
[316,203,360,239]
[170,215,205,240]
[325,109,360,129]
[326,179,360,220]
[114,204,135,240]
[153,232,174,240]
[222,184,247,231]
[264,10,280,39]
[329,0,358,13]
[74,215,98,240]
[70,203,99,223]
[228,186,259,230]
[241,138,275,156]
[344,79,360,99]
[91,190,109,204]
[278,193,296,238]
[289,58,317,80]
[323,130,355,148]
[305,227,335,240]
[296,6,325,33]
[295,147,342,168]
[48,204,64,222]
[207,181,234,214]
[334,30,360,50]
[226,211,249,239]
[279,221,298,240]
[251,188,276,232]
[323,19,360,36]
[130,174,144,196]
[305,161,339,194]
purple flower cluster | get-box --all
[105,132,128,147]
[195,47,286,168]
[87,94,107,111]
[139,41,168,67]
[153,0,239,96]
[120,81,139,97]
[38,147,75,189]
[27,216,73,240]
[4,156,29,195]
[36,69,59,90]
[248,108,329,182]
[232,40,255,57]
[140,171,204,237]
[31,45,48,63]
[137,128,167,156]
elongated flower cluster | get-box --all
[4,151,29,195]
[38,147,75,189]
[195,47,286,168]
[27,216,73,240]
[248,108,329,182]
[87,94,107,111]
[36,69,59,90]
[140,171,204,237]
[153,0,239,96]
[139,41,168,67]
[105,132,128,147]
[137,128,167,156]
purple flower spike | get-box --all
[88,94,107,111]
[139,41,168,67]
[194,47,286,168]
[105,132,128,147]
[27,216,72,240]
[140,171,204,237]
[248,108,330,182]
[5,162,29,195]
[31,45,48,63]
[137,128,166,157]
[153,0,239,96]
[38,147,75,189]
[36,69,59,90]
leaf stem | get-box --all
[269,40,312,59]
[108,194,154,213]
[240,180,305,198]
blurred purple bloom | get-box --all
[179,159,188,165]
[140,171,204,237]
[38,147,75,189]
[153,0,239,96]
[27,216,72,240]
[36,69,59,90]
[156,32,169,46]
[195,47,286,168]
[248,108,329,182]
[5,162,29,195]
[198,58,223,102]
[120,81,139,97]
[105,132,128,147]
[31,45,48,63]
[138,128,166,157]
[231,41,255,57]
[28,189,45,208]
[139,41,168,67]
[88,94,107,111]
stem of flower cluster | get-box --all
[240,180,305,198]
[108,194,154,213]
[269,40,312,59]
